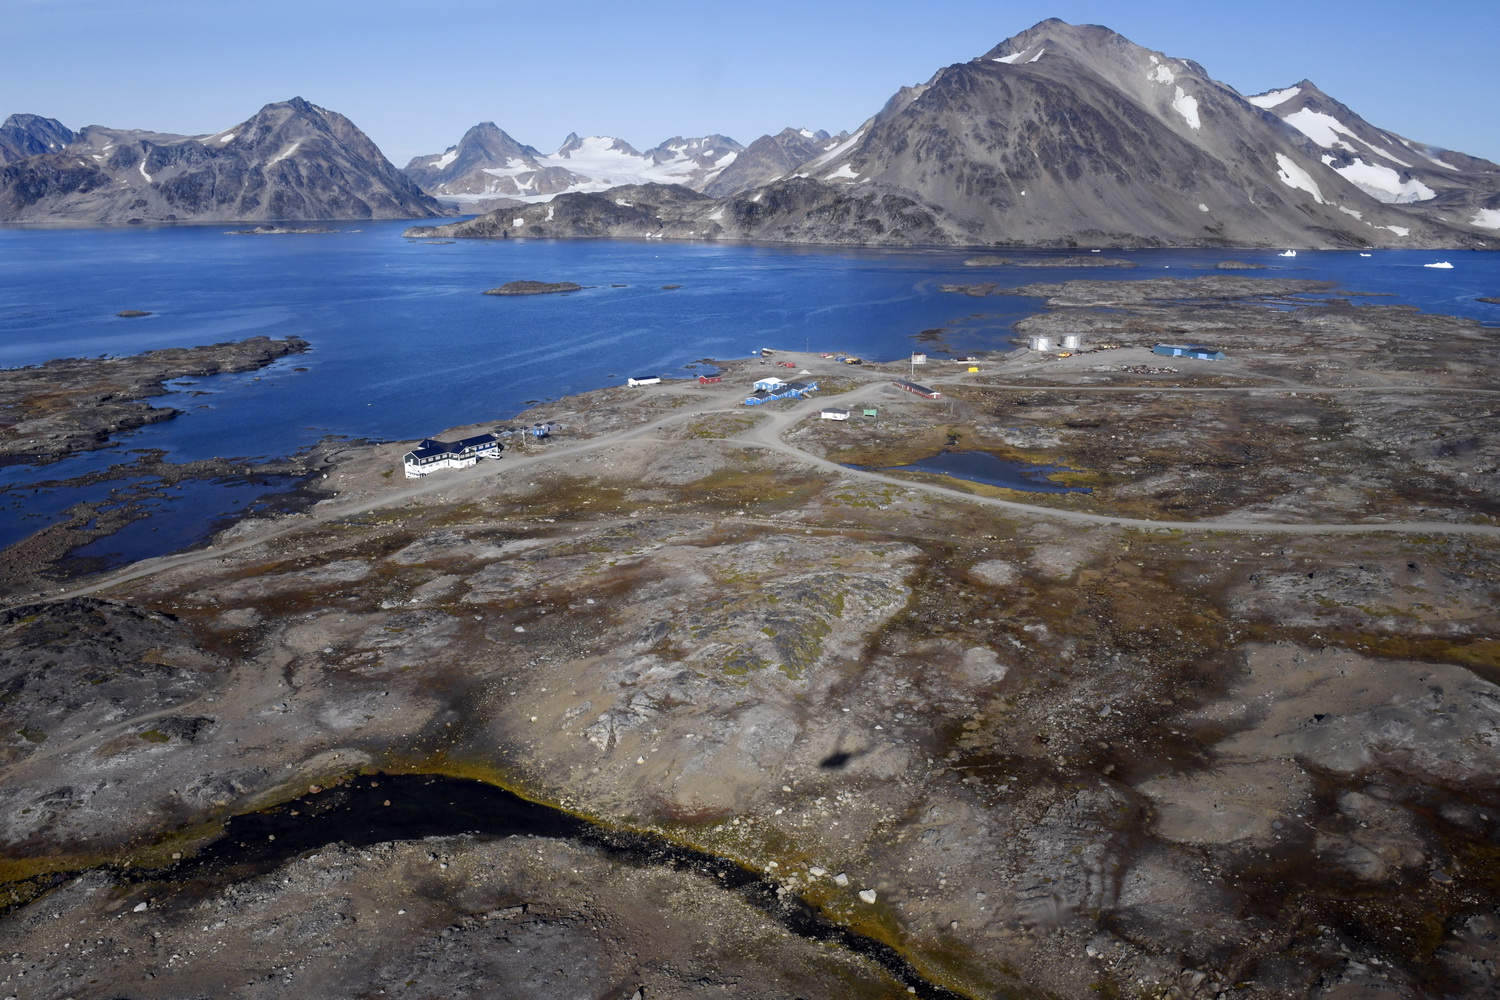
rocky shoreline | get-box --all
[0,335,310,465]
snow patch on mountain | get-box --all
[1274,153,1325,203]
[826,164,859,180]
[1172,88,1201,129]
[433,149,458,170]
[1278,110,1412,168]
[267,141,301,167]
[1416,148,1460,171]
[1321,155,1435,203]
[1028,47,1046,63]
[1148,57,1175,85]
[1284,109,1358,151]
[803,130,865,172]
[994,51,1025,64]
[1247,87,1300,109]
[1471,209,1500,230]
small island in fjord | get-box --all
[483,280,584,296]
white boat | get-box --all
[1359,252,1372,257]
[1423,261,1454,269]
[1278,250,1297,257]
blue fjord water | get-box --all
[1,220,1496,562]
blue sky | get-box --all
[4,0,1497,165]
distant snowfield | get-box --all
[442,134,738,204]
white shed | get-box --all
[820,408,850,421]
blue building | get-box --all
[743,379,819,406]
[1153,343,1227,361]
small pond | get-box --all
[856,450,1091,494]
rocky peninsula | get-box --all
[0,335,309,465]
[1,278,1498,1000]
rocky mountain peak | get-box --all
[0,113,78,164]
[979,18,1133,64]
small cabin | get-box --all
[698,374,722,384]
[752,376,786,392]
[627,375,662,387]
[821,408,850,421]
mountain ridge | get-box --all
[407,19,1496,248]
[0,98,442,224]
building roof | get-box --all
[893,379,937,394]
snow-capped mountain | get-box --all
[0,98,442,223]
[786,19,1495,247]
[412,19,1496,248]
[1246,80,1500,233]
[404,128,744,207]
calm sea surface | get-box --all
[2,220,1496,560]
